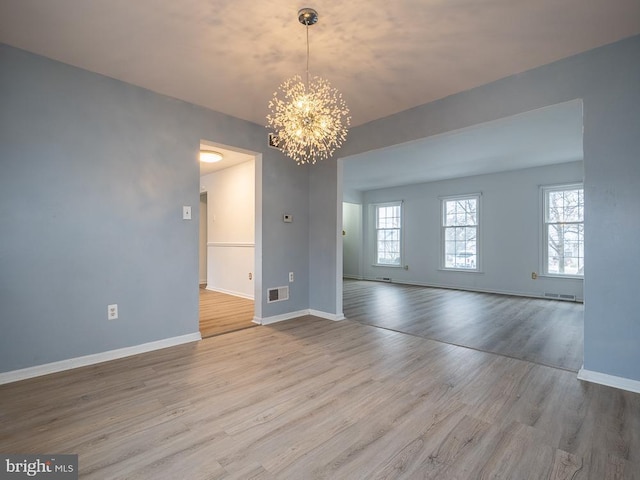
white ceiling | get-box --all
[342,99,584,191]
[1,1,638,128]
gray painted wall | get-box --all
[358,162,584,299]
[309,158,339,314]
[0,44,309,373]
[310,34,640,381]
[342,203,363,279]
[343,189,363,204]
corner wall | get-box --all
[310,34,640,383]
[0,44,309,374]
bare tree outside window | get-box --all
[442,195,479,270]
[544,186,584,276]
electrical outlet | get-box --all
[289,272,294,282]
[182,206,192,220]
[531,272,538,280]
[249,272,253,280]
[108,304,118,320]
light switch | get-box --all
[183,206,192,220]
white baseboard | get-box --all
[0,332,202,386]
[254,309,310,325]
[577,367,640,394]
[206,286,254,301]
[254,309,346,325]
[362,276,584,303]
[309,309,346,321]
[343,274,363,280]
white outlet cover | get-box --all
[108,304,118,320]
[183,206,192,220]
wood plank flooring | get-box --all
[199,287,255,338]
[1,317,638,479]
[343,280,584,372]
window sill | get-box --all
[538,274,584,280]
[438,268,484,274]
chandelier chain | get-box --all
[306,24,310,87]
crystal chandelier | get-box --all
[266,8,351,165]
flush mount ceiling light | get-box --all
[266,8,351,165]
[199,150,223,163]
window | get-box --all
[543,184,584,276]
[374,202,402,266]
[442,194,480,271]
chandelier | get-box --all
[266,8,351,165]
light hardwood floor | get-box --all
[199,287,255,338]
[344,279,584,372]
[1,316,638,479]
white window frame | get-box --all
[372,201,403,267]
[440,193,481,272]
[541,183,584,278]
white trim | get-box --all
[343,274,364,280]
[254,153,263,321]
[207,242,255,248]
[254,309,310,325]
[309,309,346,321]
[336,166,345,322]
[205,285,254,300]
[437,268,485,274]
[372,200,404,268]
[0,332,202,386]
[440,193,482,272]
[537,273,584,280]
[438,192,483,201]
[362,276,584,303]
[578,367,640,394]
[540,183,584,277]
[254,309,346,325]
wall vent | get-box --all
[544,292,576,302]
[375,277,392,283]
[267,286,289,303]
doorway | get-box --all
[198,142,258,337]
[338,100,585,368]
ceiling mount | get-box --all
[298,8,318,26]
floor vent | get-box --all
[544,292,576,301]
[375,277,392,282]
[267,286,289,303]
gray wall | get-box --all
[359,162,584,299]
[309,158,339,314]
[342,203,363,279]
[310,35,640,382]
[0,44,309,373]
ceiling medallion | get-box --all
[266,8,351,165]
